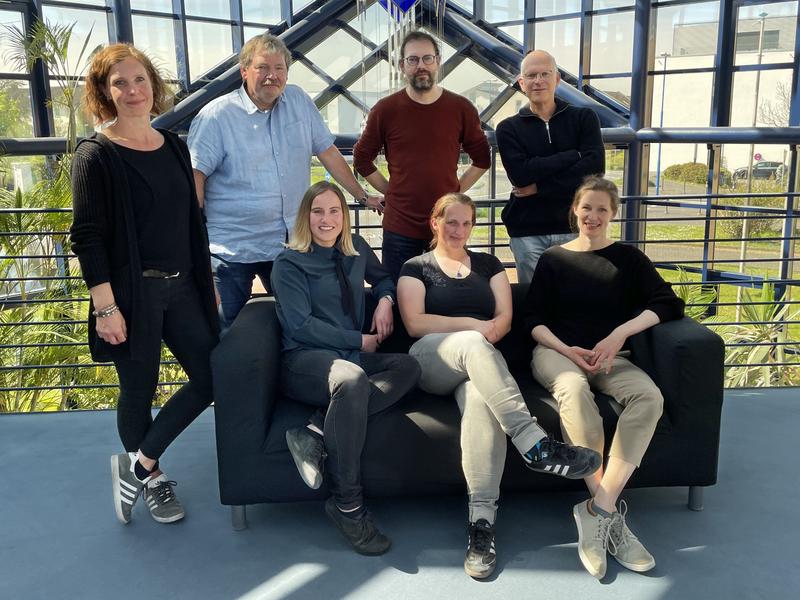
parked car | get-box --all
[732,161,786,185]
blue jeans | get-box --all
[382,230,429,282]
[509,233,576,285]
[213,257,274,331]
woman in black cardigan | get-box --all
[70,44,219,525]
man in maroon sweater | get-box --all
[353,30,491,281]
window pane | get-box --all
[439,59,506,114]
[588,77,631,108]
[289,61,328,98]
[486,90,527,129]
[448,0,472,13]
[244,26,269,42]
[486,1,523,23]
[185,21,232,82]
[651,72,713,127]
[41,6,109,77]
[305,30,365,81]
[133,16,178,80]
[0,80,33,137]
[348,1,392,46]
[50,81,95,138]
[655,1,719,68]
[535,1,581,18]
[130,0,172,11]
[499,24,524,44]
[535,18,580,75]
[594,0,634,9]
[590,11,634,74]
[731,69,793,127]
[319,95,364,134]
[184,0,230,19]
[0,11,25,74]
[348,61,392,109]
[242,0,282,24]
[735,3,797,66]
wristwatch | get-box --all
[356,193,369,206]
[381,294,395,306]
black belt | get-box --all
[142,269,181,279]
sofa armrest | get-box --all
[628,317,724,433]
[212,297,282,470]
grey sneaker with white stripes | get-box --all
[110,452,147,524]
[523,434,601,480]
[143,474,185,523]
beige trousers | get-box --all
[530,345,663,467]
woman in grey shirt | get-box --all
[270,181,420,556]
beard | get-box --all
[408,70,435,91]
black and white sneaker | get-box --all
[286,426,326,489]
[143,474,185,523]
[464,519,497,579]
[523,434,601,479]
[110,452,147,524]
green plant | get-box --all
[2,19,100,156]
[672,268,718,321]
[704,283,800,387]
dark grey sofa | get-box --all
[212,285,724,530]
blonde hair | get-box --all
[288,181,358,256]
[83,43,170,123]
[429,192,477,249]
[240,33,292,69]
[569,176,620,231]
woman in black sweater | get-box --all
[70,44,218,525]
[525,176,684,579]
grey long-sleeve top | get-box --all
[270,234,395,363]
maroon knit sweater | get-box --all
[353,89,491,240]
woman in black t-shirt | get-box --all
[70,44,218,526]
[525,176,684,579]
[397,192,600,580]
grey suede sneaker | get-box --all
[324,498,391,556]
[143,475,185,523]
[110,452,147,524]
[286,427,326,489]
[464,519,497,579]
[609,500,655,572]
[573,499,615,579]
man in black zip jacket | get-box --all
[497,50,605,284]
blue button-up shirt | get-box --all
[188,84,335,263]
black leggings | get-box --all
[113,274,218,459]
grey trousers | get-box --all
[531,345,663,467]
[410,330,546,524]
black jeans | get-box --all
[113,273,218,459]
[381,230,429,282]
[282,350,421,510]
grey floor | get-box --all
[1,388,798,600]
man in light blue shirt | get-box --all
[188,33,382,329]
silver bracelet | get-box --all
[93,303,119,318]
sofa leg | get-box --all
[688,486,704,511]
[231,505,248,530]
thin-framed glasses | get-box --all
[522,70,554,82]
[403,54,438,66]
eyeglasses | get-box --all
[522,71,554,82]
[403,54,438,66]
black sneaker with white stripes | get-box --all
[464,519,497,579]
[523,434,601,479]
[143,475,185,523]
[110,452,147,524]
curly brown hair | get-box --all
[82,43,170,123]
